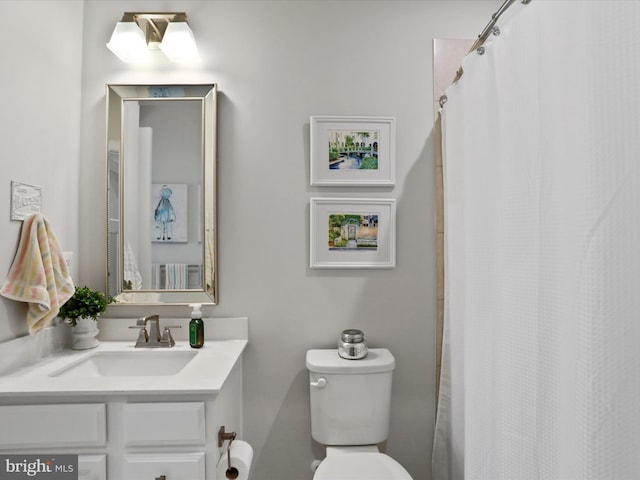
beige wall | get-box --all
[0,2,498,479]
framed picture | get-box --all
[310,116,396,186]
[310,197,396,268]
[151,183,188,242]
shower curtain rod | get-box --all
[469,0,525,52]
[440,0,530,107]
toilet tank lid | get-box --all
[306,348,395,374]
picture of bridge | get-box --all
[328,129,379,170]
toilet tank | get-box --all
[306,348,395,446]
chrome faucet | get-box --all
[130,314,180,348]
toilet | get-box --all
[306,348,413,480]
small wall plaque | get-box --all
[11,181,42,221]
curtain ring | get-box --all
[439,95,448,108]
[476,46,486,55]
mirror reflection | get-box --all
[106,84,217,305]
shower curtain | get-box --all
[433,2,640,479]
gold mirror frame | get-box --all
[105,84,217,305]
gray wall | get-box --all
[0,1,83,339]
[1,1,497,479]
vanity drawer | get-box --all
[123,453,205,480]
[123,402,206,446]
[78,454,106,480]
[0,404,106,449]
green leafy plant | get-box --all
[58,286,109,326]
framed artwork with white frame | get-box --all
[310,116,396,186]
[310,197,396,269]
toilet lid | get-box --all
[314,453,413,480]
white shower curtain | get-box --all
[433,2,640,479]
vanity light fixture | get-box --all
[106,20,149,63]
[107,12,200,63]
[159,22,200,62]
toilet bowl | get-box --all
[313,446,412,480]
[306,348,413,480]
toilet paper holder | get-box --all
[218,425,240,479]
[218,425,237,448]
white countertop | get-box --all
[0,340,247,398]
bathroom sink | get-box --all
[49,350,198,378]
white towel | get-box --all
[205,230,215,293]
[0,214,75,334]
[123,242,143,290]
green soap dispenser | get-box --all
[189,303,204,348]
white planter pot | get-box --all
[72,317,100,350]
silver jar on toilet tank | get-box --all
[338,329,368,359]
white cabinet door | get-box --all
[0,404,106,449]
[123,453,205,480]
[78,455,106,480]
[123,402,206,446]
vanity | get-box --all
[0,317,247,480]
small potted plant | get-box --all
[58,286,109,350]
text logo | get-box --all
[0,456,77,479]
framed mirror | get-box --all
[106,84,217,305]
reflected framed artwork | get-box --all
[310,116,396,186]
[151,183,188,243]
[310,197,396,268]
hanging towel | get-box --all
[205,229,215,293]
[0,214,75,334]
[123,242,143,290]
[152,263,161,290]
[165,264,188,289]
